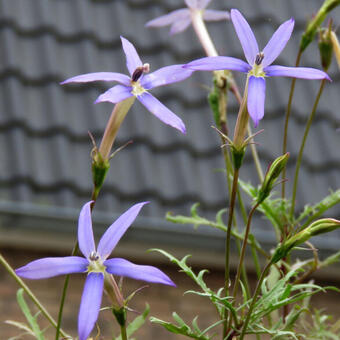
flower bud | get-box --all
[257,153,289,204]
[330,31,340,70]
[271,218,340,263]
[92,149,110,201]
[319,25,333,70]
[300,0,340,52]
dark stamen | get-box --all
[131,63,150,82]
[255,52,264,65]
[89,251,99,261]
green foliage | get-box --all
[297,189,340,229]
[115,304,150,340]
[5,289,45,340]
[150,313,214,340]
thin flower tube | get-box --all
[16,201,175,340]
[146,0,229,35]
[184,9,331,127]
[62,36,194,133]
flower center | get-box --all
[131,63,150,97]
[250,52,266,78]
[87,251,106,273]
[255,52,264,65]
[131,63,150,82]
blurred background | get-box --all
[0,0,339,338]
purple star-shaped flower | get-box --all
[61,37,194,133]
[146,0,229,35]
[16,201,174,340]
[184,9,331,127]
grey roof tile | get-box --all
[0,0,339,251]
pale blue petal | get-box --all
[184,56,251,72]
[141,65,193,90]
[120,36,143,76]
[104,258,175,286]
[78,273,104,340]
[15,257,88,279]
[97,202,148,260]
[262,19,295,67]
[170,18,192,35]
[60,72,130,86]
[78,201,95,258]
[137,93,186,133]
[203,10,230,22]
[185,0,197,8]
[145,9,190,27]
[230,9,259,65]
[94,85,133,104]
[264,65,331,81]
[197,0,211,8]
[247,76,266,127]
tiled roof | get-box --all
[0,0,339,252]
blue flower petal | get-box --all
[137,92,186,133]
[141,65,193,90]
[262,18,295,68]
[78,273,104,340]
[230,9,259,65]
[104,258,175,286]
[264,65,331,81]
[60,72,131,86]
[247,76,266,127]
[15,257,88,279]
[78,201,96,259]
[97,202,148,260]
[170,18,192,35]
[95,85,134,104]
[120,37,143,76]
[184,56,251,72]
[203,9,230,22]
[145,9,190,28]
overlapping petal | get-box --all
[97,202,148,260]
[120,37,143,76]
[170,18,192,35]
[265,65,331,80]
[60,72,131,86]
[138,92,186,133]
[78,201,95,258]
[145,9,190,27]
[104,258,175,286]
[78,273,104,340]
[197,0,211,8]
[185,56,251,72]
[185,0,197,7]
[262,19,295,68]
[247,76,266,127]
[15,257,88,279]
[230,9,259,65]
[203,10,230,21]
[141,65,194,90]
[94,85,134,104]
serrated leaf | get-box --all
[299,189,340,227]
[5,320,35,336]
[16,289,44,340]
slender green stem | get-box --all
[223,168,240,339]
[239,261,273,340]
[282,49,303,199]
[0,254,70,338]
[247,124,264,182]
[120,324,128,340]
[290,79,326,218]
[232,202,260,299]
